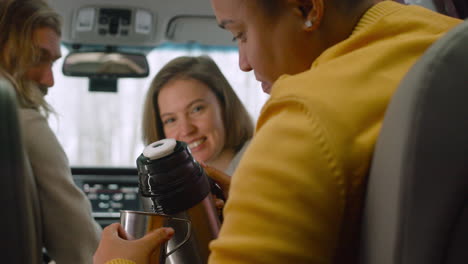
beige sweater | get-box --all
[19,108,101,264]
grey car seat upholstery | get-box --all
[359,19,468,264]
[433,0,468,18]
[433,0,462,17]
[405,0,468,18]
[0,78,42,264]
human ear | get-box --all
[288,0,324,31]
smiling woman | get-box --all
[141,55,254,174]
[158,78,227,167]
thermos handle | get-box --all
[166,217,192,257]
[208,178,225,201]
[208,177,225,222]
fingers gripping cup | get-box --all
[120,210,191,264]
[137,139,221,264]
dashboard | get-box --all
[72,167,143,228]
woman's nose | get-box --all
[178,117,196,136]
[238,47,252,72]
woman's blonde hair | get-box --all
[142,55,254,153]
[0,0,61,114]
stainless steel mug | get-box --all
[120,210,191,264]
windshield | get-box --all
[48,45,269,167]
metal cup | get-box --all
[120,210,191,264]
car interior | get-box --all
[0,0,467,263]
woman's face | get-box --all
[211,0,316,94]
[158,78,227,164]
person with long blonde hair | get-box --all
[0,1,101,263]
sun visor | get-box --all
[166,16,234,47]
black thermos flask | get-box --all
[137,138,221,264]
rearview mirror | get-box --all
[62,52,150,78]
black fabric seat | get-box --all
[0,78,42,264]
[359,19,468,264]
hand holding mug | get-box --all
[93,223,174,264]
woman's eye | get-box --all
[191,105,204,113]
[163,117,175,125]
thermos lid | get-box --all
[137,139,211,214]
[143,138,177,160]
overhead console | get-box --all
[70,6,156,49]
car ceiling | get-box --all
[48,0,235,51]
